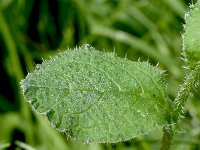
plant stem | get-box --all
[173,65,200,122]
[160,125,173,150]
[161,65,200,150]
[161,65,200,149]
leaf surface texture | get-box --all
[21,45,169,143]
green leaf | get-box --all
[21,44,169,143]
[183,0,200,68]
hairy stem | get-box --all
[160,125,173,150]
[161,65,200,150]
[173,65,200,122]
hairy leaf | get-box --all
[183,0,200,68]
[21,45,169,143]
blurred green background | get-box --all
[0,0,200,149]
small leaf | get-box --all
[21,44,169,143]
[183,0,200,68]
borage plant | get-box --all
[20,1,200,149]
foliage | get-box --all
[1,0,200,150]
[21,45,169,143]
[183,0,200,68]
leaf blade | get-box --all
[183,0,200,68]
[21,45,169,143]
